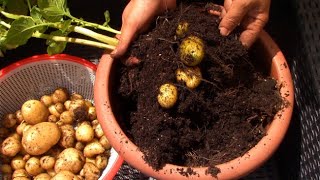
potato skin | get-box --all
[83,142,105,158]
[157,83,178,109]
[12,169,29,179]
[22,122,61,155]
[34,173,51,180]
[25,157,44,176]
[54,148,85,174]
[51,170,81,180]
[21,100,49,125]
[11,156,26,170]
[58,124,76,148]
[82,162,100,180]
[1,136,21,157]
[40,156,55,170]
[76,123,94,143]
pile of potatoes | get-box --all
[0,88,111,180]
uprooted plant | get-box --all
[0,0,120,56]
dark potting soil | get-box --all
[115,2,284,176]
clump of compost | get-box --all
[115,2,283,175]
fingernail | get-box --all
[219,27,230,36]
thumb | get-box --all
[111,23,138,59]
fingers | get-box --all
[240,13,269,47]
[219,1,251,36]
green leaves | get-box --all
[103,10,110,26]
[38,0,69,22]
[46,30,67,55]
[4,17,39,47]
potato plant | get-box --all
[0,88,111,180]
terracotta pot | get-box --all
[94,31,294,180]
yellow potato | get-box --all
[34,173,51,180]
[46,168,56,177]
[179,35,205,66]
[96,155,108,170]
[12,169,29,179]
[83,142,105,158]
[76,123,94,143]
[48,103,64,118]
[59,111,74,124]
[70,93,83,101]
[16,121,28,136]
[69,99,88,121]
[52,88,69,104]
[22,122,61,155]
[157,83,178,109]
[82,162,100,180]
[15,110,24,123]
[11,156,26,170]
[1,136,21,157]
[25,157,44,176]
[47,114,58,123]
[99,136,111,150]
[176,21,189,38]
[40,95,53,107]
[176,66,202,89]
[88,106,97,121]
[58,124,76,148]
[75,141,85,151]
[64,100,71,110]
[51,170,81,180]
[40,156,55,170]
[94,124,104,139]
[21,100,49,125]
[54,148,85,174]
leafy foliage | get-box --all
[0,0,119,56]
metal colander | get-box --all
[0,54,123,180]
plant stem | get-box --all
[1,10,120,46]
[66,14,121,35]
[54,24,119,46]
[0,21,10,29]
[32,31,115,50]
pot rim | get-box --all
[94,30,294,180]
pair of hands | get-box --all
[111,0,270,59]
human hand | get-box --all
[219,0,270,48]
[111,0,176,59]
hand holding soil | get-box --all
[111,0,176,59]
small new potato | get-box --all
[40,156,55,170]
[40,95,53,107]
[15,110,24,123]
[70,93,83,101]
[11,156,26,170]
[48,114,58,123]
[99,136,111,150]
[51,170,81,180]
[157,83,178,109]
[1,136,21,157]
[3,113,17,128]
[54,148,85,174]
[59,111,74,124]
[176,66,202,89]
[21,100,49,125]
[83,142,105,158]
[46,168,56,177]
[16,121,28,136]
[22,122,61,155]
[69,99,88,121]
[88,106,97,121]
[48,103,64,118]
[52,88,69,104]
[34,173,51,180]
[12,169,29,179]
[179,35,205,66]
[96,155,108,170]
[82,162,100,180]
[59,124,76,148]
[76,123,94,143]
[25,157,44,176]
[94,124,104,139]
[75,141,85,151]
[176,21,189,38]
[64,100,71,110]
